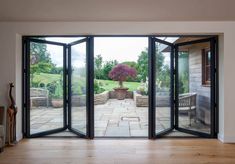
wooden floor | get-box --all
[0,139,235,164]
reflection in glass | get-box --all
[155,42,171,134]
[71,42,87,134]
[30,42,64,134]
[178,42,211,134]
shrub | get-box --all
[137,80,148,95]
[52,81,63,99]
[94,80,105,94]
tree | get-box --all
[137,49,148,82]
[94,54,103,79]
[109,64,137,88]
[30,41,52,65]
[178,52,189,93]
[137,47,165,82]
[122,61,138,82]
[102,60,118,80]
[157,65,170,88]
[30,41,55,86]
[122,61,138,70]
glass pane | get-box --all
[178,41,211,134]
[155,42,172,134]
[71,42,87,134]
[30,42,64,134]
[94,37,148,137]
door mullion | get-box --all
[174,46,179,129]
[87,36,94,139]
[210,38,216,137]
[67,45,72,130]
[170,45,175,130]
[63,45,68,129]
[148,37,156,139]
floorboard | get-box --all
[0,139,235,164]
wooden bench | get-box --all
[30,88,49,108]
[179,93,197,126]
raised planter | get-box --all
[134,91,170,107]
[109,91,133,99]
[71,94,86,107]
[94,91,109,105]
[51,99,63,108]
[134,91,148,107]
[71,91,109,107]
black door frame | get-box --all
[174,37,217,138]
[67,38,88,138]
[22,38,68,138]
[22,35,218,139]
[149,37,175,138]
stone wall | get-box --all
[94,91,109,105]
[134,91,170,107]
[134,91,148,107]
[72,91,109,107]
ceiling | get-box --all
[0,0,235,22]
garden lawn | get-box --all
[33,73,61,85]
[97,79,140,91]
[33,73,140,92]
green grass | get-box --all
[32,73,140,92]
[33,73,61,85]
[96,79,140,91]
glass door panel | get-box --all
[68,39,88,136]
[154,39,174,136]
[28,39,66,136]
[176,39,215,136]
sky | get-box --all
[94,37,148,63]
[46,37,148,68]
[45,37,174,68]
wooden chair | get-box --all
[0,106,6,152]
[178,93,197,126]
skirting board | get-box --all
[218,133,235,143]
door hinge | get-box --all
[66,68,69,75]
[214,103,217,108]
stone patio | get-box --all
[30,99,210,137]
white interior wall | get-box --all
[0,21,232,142]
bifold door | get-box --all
[23,38,67,137]
[23,36,216,138]
[23,37,93,138]
[150,38,175,138]
[150,37,217,138]
[67,38,91,138]
[175,38,217,137]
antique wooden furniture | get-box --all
[0,106,6,152]
[30,88,49,108]
[178,93,197,126]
